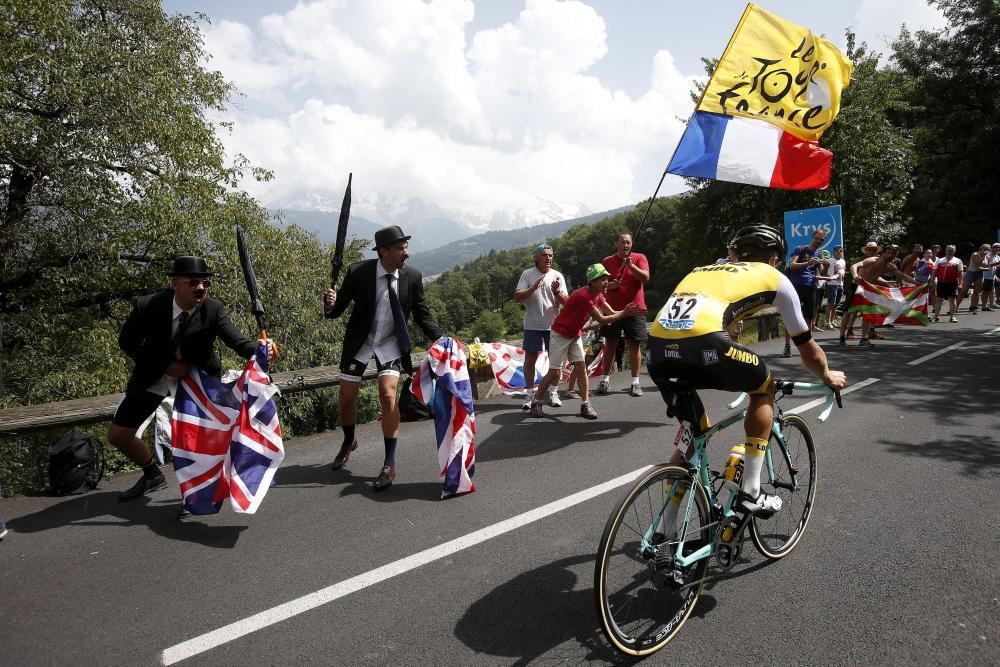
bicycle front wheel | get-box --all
[594,465,712,656]
[750,414,817,559]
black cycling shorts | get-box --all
[646,332,772,397]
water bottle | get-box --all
[721,444,746,494]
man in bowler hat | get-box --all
[323,225,444,491]
[110,256,277,502]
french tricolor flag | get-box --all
[667,111,832,190]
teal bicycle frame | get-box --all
[642,382,836,569]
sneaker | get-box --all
[970,308,978,314]
[782,343,791,358]
[949,315,958,323]
[0,528,7,540]
[580,402,599,419]
[740,492,783,517]
[933,315,940,322]
[827,322,838,330]
[564,390,581,400]
[870,331,886,340]
[983,306,994,312]
[547,391,562,408]
[596,379,610,395]
[859,338,873,348]
[529,401,545,418]
[629,383,643,397]
[521,392,535,410]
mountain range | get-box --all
[269,190,631,273]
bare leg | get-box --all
[522,351,538,393]
[338,380,360,427]
[107,425,154,465]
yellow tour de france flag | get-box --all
[700,3,853,141]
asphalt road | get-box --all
[2,314,998,666]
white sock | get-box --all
[741,437,769,498]
[601,375,610,383]
[631,377,640,386]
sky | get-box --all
[162,0,948,229]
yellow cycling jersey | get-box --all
[649,261,809,339]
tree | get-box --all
[891,0,1000,245]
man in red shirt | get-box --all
[528,264,644,419]
[597,233,650,397]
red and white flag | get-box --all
[848,281,930,326]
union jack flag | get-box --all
[412,337,476,498]
[485,342,550,395]
[171,343,284,514]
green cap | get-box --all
[585,263,611,283]
[819,249,831,260]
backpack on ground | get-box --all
[398,377,434,422]
[48,431,105,496]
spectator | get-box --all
[111,256,276,503]
[323,226,445,491]
[597,233,650,397]
[784,228,827,356]
[956,243,990,314]
[811,249,832,331]
[513,243,569,409]
[0,482,7,541]
[840,241,881,340]
[529,264,644,419]
[913,248,936,285]
[822,246,846,329]
[841,245,917,347]
[983,242,1000,311]
[931,244,964,322]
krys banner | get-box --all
[783,204,843,264]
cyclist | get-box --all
[646,224,847,515]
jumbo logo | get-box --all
[725,347,759,366]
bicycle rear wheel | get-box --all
[594,465,712,656]
[750,414,817,559]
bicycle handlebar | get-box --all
[728,381,843,423]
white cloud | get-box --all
[203,0,699,227]
[851,0,948,54]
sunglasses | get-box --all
[179,277,212,288]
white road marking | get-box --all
[983,326,1000,336]
[161,466,652,665]
[906,341,967,366]
[784,377,880,416]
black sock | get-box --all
[383,437,398,469]
[141,458,160,479]
[343,424,356,447]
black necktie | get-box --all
[385,274,411,354]
[172,311,191,355]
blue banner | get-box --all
[783,205,844,264]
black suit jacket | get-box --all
[119,289,257,394]
[326,259,444,374]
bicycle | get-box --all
[594,378,842,656]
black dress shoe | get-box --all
[177,507,192,519]
[330,440,358,470]
[372,466,396,492]
[119,473,166,502]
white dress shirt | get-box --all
[146,299,198,396]
[353,261,403,365]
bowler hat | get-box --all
[168,256,214,277]
[372,225,412,250]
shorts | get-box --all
[646,332,771,397]
[522,329,551,353]
[982,278,995,293]
[599,314,648,342]
[937,282,958,298]
[113,390,167,429]
[548,331,585,368]
[793,283,816,321]
[825,284,844,305]
[812,286,825,312]
[340,355,404,383]
[964,270,983,284]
